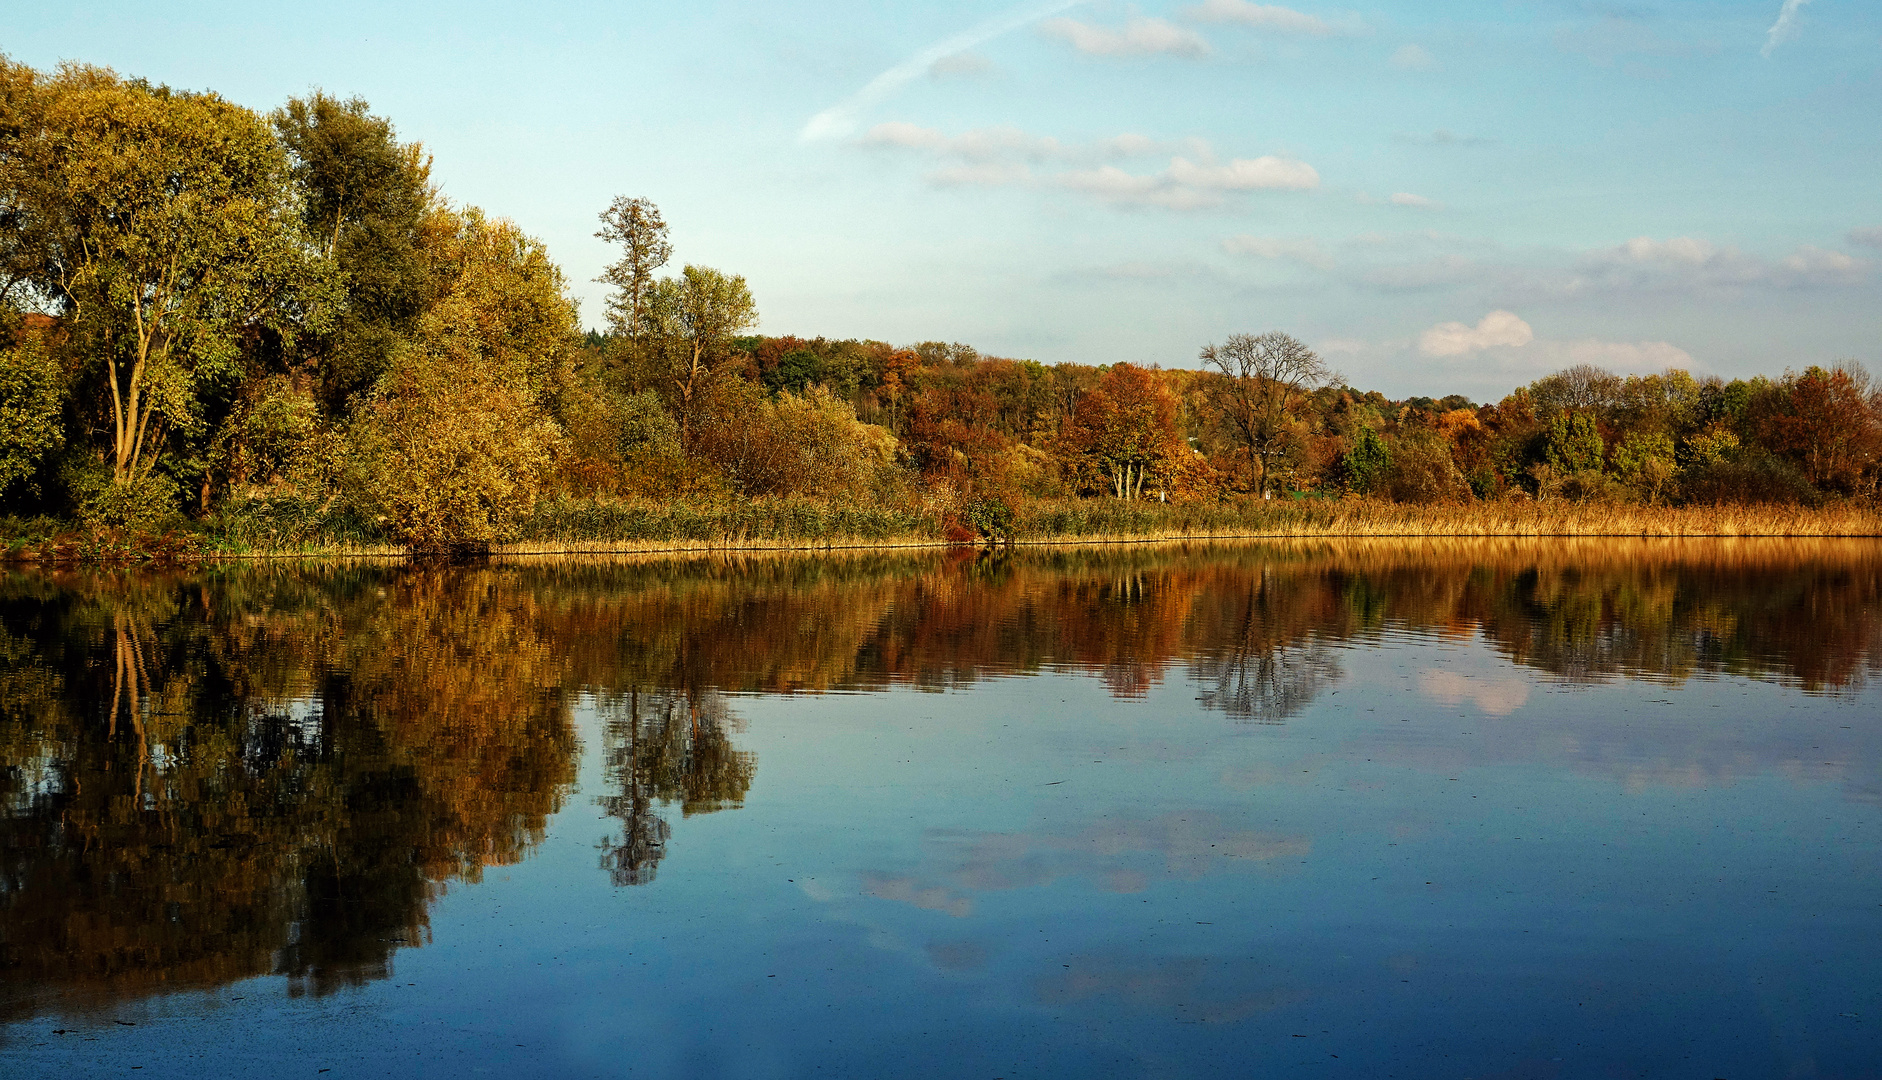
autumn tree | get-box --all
[642,265,757,441]
[0,308,64,496]
[1198,331,1337,496]
[595,195,671,340]
[1748,365,1882,495]
[1060,363,1184,499]
[0,60,320,494]
[355,207,576,551]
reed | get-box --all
[1010,497,1882,542]
[6,495,1879,563]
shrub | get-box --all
[1679,455,1819,506]
[76,472,182,533]
[1384,429,1470,504]
[0,316,66,497]
[356,362,563,552]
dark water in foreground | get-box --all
[2,540,1880,1079]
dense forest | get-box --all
[3,58,1880,552]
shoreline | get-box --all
[7,502,1882,566]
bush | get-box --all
[0,317,66,497]
[1679,455,1819,506]
[76,472,182,533]
[693,381,900,500]
[1384,429,1470,504]
[356,366,563,552]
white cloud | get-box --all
[1222,235,1334,269]
[860,122,1064,161]
[1579,235,1869,289]
[1762,0,1812,57]
[1537,339,1696,371]
[1419,310,1534,357]
[930,162,1036,187]
[1850,227,1882,250]
[1042,16,1212,58]
[859,122,1208,166]
[1615,235,1717,265]
[1389,192,1439,209]
[1417,311,1695,374]
[861,121,948,152]
[929,51,996,78]
[863,123,1318,210]
[1397,129,1495,147]
[1390,43,1438,70]
[1779,244,1863,280]
[800,0,1083,142]
[1061,155,1318,209]
[1059,166,1215,209]
[1180,0,1339,35]
[1169,156,1319,191]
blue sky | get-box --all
[8,0,1880,397]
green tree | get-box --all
[273,92,436,409]
[1612,429,1677,503]
[0,61,320,490]
[1339,426,1391,495]
[1545,411,1605,475]
[643,265,757,441]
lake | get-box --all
[2,539,1879,1078]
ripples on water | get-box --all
[1,539,1879,1077]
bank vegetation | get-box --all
[3,57,1880,559]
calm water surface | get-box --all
[2,540,1880,1078]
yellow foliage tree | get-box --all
[355,207,576,550]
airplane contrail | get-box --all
[799,0,1087,144]
[1761,0,1812,57]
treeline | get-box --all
[3,58,1880,552]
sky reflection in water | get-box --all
[2,539,1879,1078]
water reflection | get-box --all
[596,688,753,886]
[0,538,1878,1021]
[0,569,579,1020]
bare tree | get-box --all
[595,196,672,338]
[1198,331,1338,496]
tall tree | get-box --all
[642,265,756,441]
[1198,331,1337,496]
[273,92,435,409]
[0,60,318,488]
[595,196,672,339]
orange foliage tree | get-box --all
[1058,363,1186,499]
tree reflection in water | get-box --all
[1,538,1878,1015]
[0,568,580,1019]
[596,687,753,886]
